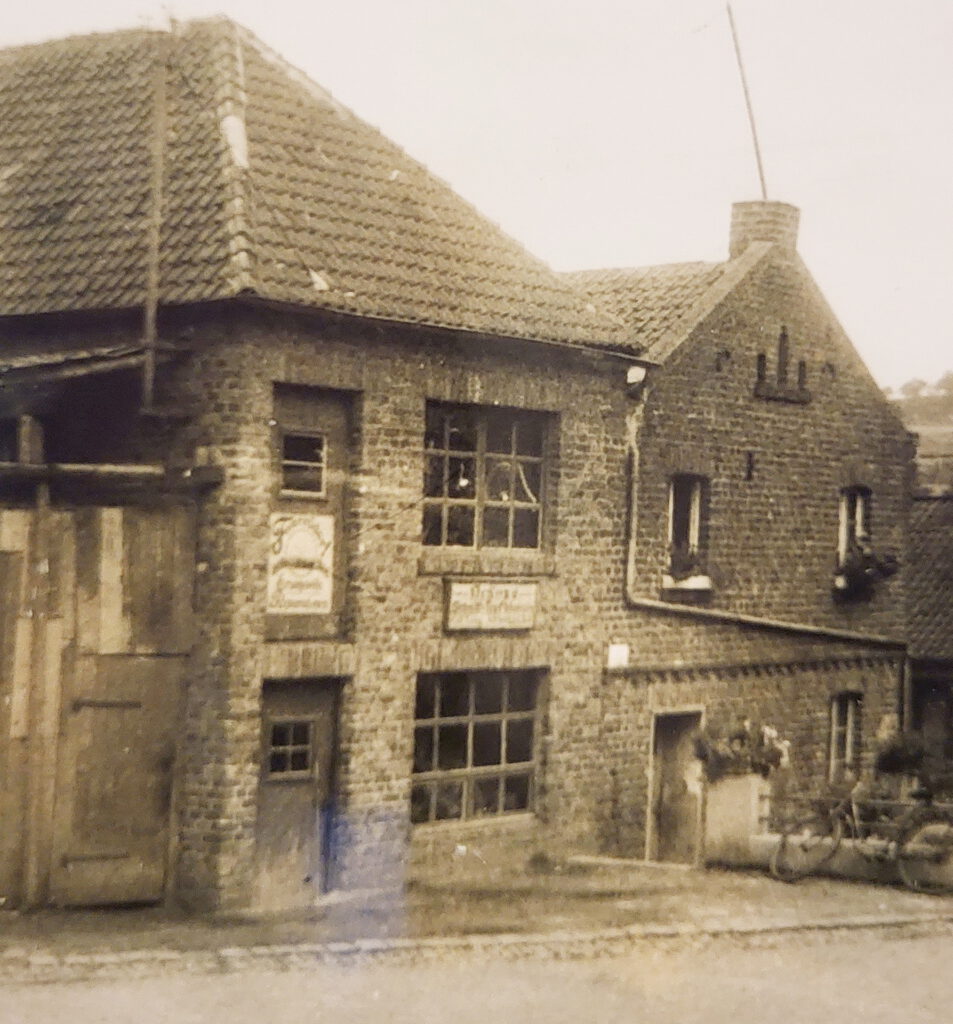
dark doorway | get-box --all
[649,710,703,864]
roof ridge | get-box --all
[203,20,255,294]
[644,244,769,364]
[567,259,723,277]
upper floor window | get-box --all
[423,403,547,549]
[281,431,327,495]
[667,474,709,580]
[829,691,862,784]
[838,486,871,563]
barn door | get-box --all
[49,657,181,905]
[48,506,193,906]
[649,711,703,864]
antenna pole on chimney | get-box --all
[727,4,768,200]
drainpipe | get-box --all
[141,30,170,413]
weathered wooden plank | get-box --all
[98,508,129,655]
[0,509,31,609]
[124,506,194,655]
[49,511,76,644]
[9,615,32,740]
[0,509,30,552]
[0,549,25,902]
[74,508,102,655]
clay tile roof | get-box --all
[907,494,953,659]
[564,262,726,361]
[0,19,633,350]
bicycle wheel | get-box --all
[770,812,844,883]
[897,813,953,895]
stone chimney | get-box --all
[729,200,799,259]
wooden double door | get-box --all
[0,504,192,907]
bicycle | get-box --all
[770,787,953,894]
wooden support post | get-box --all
[20,481,62,908]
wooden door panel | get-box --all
[254,680,339,911]
[50,656,182,906]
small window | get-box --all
[667,474,708,579]
[838,486,871,565]
[411,670,541,824]
[829,692,862,784]
[266,718,314,779]
[422,403,548,550]
[281,431,326,495]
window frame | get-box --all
[829,692,863,784]
[837,486,872,565]
[279,429,328,499]
[410,670,541,825]
[422,403,548,552]
[264,716,315,782]
[665,473,710,586]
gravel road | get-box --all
[1,923,949,1024]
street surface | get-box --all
[1,925,949,1023]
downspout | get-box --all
[141,29,170,413]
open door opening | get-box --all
[648,710,703,864]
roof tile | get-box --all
[907,496,953,658]
[0,19,632,350]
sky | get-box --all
[5,0,952,390]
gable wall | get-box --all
[631,247,913,635]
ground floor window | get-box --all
[829,691,863,783]
[411,669,541,824]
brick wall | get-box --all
[629,245,912,635]
[0,284,915,907]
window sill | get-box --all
[411,811,537,833]
[418,548,556,577]
[279,488,327,501]
[662,573,712,592]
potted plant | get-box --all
[833,540,899,600]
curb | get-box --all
[2,912,953,985]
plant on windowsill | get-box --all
[832,539,899,601]
[692,719,790,784]
[663,543,711,591]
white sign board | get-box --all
[445,580,538,631]
[267,513,334,615]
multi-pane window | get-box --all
[411,670,540,823]
[266,718,314,779]
[838,486,872,564]
[422,403,546,549]
[281,431,327,495]
[829,692,862,783]
[667,474,708,578]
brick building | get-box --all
[0,21,914,912]
[570,200,914,860]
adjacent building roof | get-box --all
[565,262,725,361]
[908,493,953,659]
[0,19,633,351]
